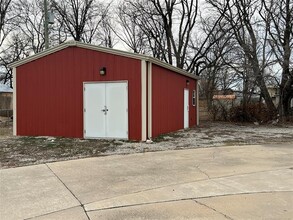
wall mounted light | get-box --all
[186,80,190,86]
[100,67,106,75]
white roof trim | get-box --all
[9,41,199,80]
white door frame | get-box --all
[184,88,189,129]
[83,81,128,139]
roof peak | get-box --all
[9,41,199,80]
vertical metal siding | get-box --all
[17,47,141,140]
[152,64,197,138]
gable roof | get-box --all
[9,41,199,80]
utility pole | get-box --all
[44,0,49,49]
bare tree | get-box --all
[118,0,170,60]
[193,8,251,110]
[0,0,13,47]
[1,0,49,87]
[120,0,198,69]
[0,34,29,87]
[197,20,237,108]
[13,0,46,53]
[51,0,109,43]
[260,0,293,117]
[96,13,116,48]
[206,0,277,116]
[115,2,148,53]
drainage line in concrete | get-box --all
[45,164,91,220]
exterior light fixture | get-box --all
[186,80,190,86]
[100,67,106,75]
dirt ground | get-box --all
[0,119,293,169]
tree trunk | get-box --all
[279,77,293,117]
[251,60,277,117]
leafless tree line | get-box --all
[201,0,293,118]
[0,0,292,118]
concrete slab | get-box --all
[87,200,228,220]
[30,206,88,220]
[1,143,292,219]
[84,178,236,211]
[197,192,293,219]
[0,165,80,220]
[187,144,293,178]
[47,153,208,204]
[84,168,293,211]
[47,144,293,205]
[213,168,293,192]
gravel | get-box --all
[1,121,292,169]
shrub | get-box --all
[229,103,273,123]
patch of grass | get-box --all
[0,128,10,136]
[175,143,192,149]
[0,135,125,168]
[223,139,246,146]
[123,139,139,143]
[0,123,12,136]
[153,135,165,142]
[201,136,213,140]
[18,136,47,143]
[109,140,124,146]
[153,131,185,142]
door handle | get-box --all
[101,106,109,115]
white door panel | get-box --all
[84,84,106,138]
[184,89,189,129]
[106,83,128,138]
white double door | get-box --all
[84,82,128,139]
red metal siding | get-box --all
[152,64,197,138]
[17,47,142,140]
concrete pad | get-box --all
[87,200,228,220]
[189,144,293,178]
[213,168,293,192]
[31,206,88,220]
[47,153,208,204]
[0,165,80,220]
[84,168,293,211]
[47,144,293,205]
[1,144,292,219]
[198,192,293,219]
[84,179,236,211]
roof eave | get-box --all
[9,41,73,68]
[149,58,199,80]
[9,40,199,80]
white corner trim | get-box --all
[12,67,17,135]
[147,62,152,139]
[141,60,147,141]
[83,83,86,139]
[197,80,199,126]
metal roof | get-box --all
[9,41,199,80]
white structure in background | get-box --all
[0,84,13,118]
[267,86,280,107]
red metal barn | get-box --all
[10,41,199,141]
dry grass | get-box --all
[1,120,293,169]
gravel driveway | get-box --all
[1,120,293,169]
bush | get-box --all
[229,103,273,123]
